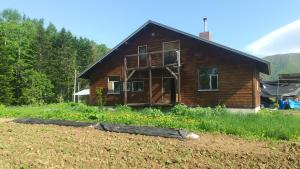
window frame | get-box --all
[197,67,219,91]
[107,76,121,95]
[138,45,147,67]
[131,81,144,92]
[162,40,180,65]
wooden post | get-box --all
[78,81,80,103]
[124,57,128,104]
[177,51,181,103]
[149,54,152,105]
[73,69,77,102]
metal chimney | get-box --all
[203,17,208,32]
[199,17,212,40]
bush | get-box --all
[139,107,164,116]
[96,87,107,109]
[115,104,132,113]
[170,104,190,116]
[67,102,98,113]
[0,104,6,113]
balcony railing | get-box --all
[125,50,180,70]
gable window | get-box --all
[108,76,121,94]
[132,81,144,92]
[198,68,218,91]
[163,40,180,65]
[138,45,147,67]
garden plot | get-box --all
[0,118,299,169]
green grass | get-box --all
[0,103,300,141]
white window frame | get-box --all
[162,40,180,66]
[138,45,147,68]
[132,81,144,92]
[197,68,219,91]
[107,76,121,94]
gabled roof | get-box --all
[79,20,270,78]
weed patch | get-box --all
[0,103,300,141]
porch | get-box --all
[123,49,181,106]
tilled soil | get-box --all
[0,118,299,169]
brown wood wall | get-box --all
[88,24,260,108]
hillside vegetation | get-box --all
[263,53,300,80]
[0,9,109,105]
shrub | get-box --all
[115,104,132,113]
[0,104,6,113]
[170,104,190,116]
[139,107,164,116]
[67,103,98,113]
[96,87,107,109]
[0,104,5,110]
[213,105,228,115]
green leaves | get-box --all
[19,70,54,105]
[0,9,109,105]
[1,103,300,141]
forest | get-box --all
[0,9,109,105]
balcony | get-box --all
[125,50,180,71]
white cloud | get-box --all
[246,20,300,56]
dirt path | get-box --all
[0,118,299,169]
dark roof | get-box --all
[79,20,270,78]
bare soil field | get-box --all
[0,118,299,169]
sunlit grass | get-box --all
[0,103,299,141]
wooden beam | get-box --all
[177,51,181,103]
[149,54,152,105]
[166,67,178,80]
[127,63,179,71]
[125,49,179,57]
[127,70,136,80]
[124,57,128,104]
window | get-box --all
[138,45,147,66]
[108,76,121,94]
[198,68,218,90]
[163,40,180,65]
[125,82,132,91]
[132,81,144,92]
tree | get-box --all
[19,70,54,104]
[0,9,110,105]
[0,9,22,23]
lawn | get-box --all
[0,103,300,141]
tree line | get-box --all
[0,9,109,105]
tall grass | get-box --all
[0,103,299,141]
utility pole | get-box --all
[73,69,77,102]
[78,81,80,103]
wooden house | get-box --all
[79,20,270,111]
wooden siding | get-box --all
[88,24,260,108]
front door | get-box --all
[162,78,176,104]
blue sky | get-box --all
[1,0,300,56]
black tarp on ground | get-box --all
[13,118,191,139]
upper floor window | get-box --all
[198,68,218,91]
[163,40,180,65]
[108,76,121,94]
[138,45,147,66]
